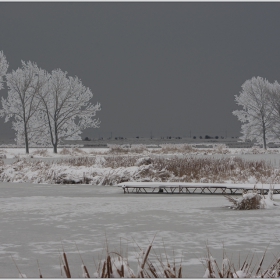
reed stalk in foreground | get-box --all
[201,246,280,278]
[11,239,280,278]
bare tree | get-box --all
[0,61,48,153]
[38,69,101,153]
[233,76,274,150]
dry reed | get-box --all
[32,149,49,157]
[45,240,182,278]
[106,143,231,155]
[224,190,264,210]
[57,157,96,167]
[108,144,148,154]
[1,155,278,185]
[202,246,280,278]
[11,241,280,278]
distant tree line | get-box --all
[193,135,226,140]
[0,51,101,153]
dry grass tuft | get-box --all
[32,149,49,157]
[59,147,86,156]
[57,157,96,167]
[59,148,72,155]
[225,189,264,210]
[103,156,139,168]
[0,149,7,159]
[12,240,280,278]
[55,240,183,278]
[157,144,195,154]
[202,246,280,278]
[213,144,230,154]
[72,147,86,155]
[108,144,148,154]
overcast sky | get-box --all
[1,2,280,140]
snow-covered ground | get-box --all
[1,146,280,277]
[0,147,109,159]
[0,183,280,278]
[0,145,280,158]
[1,145,280,165]
[1,146,280,185]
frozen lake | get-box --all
[1,183,280,277]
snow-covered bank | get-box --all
[0,145,280,186]
[0,155,279,185]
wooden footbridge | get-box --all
[117,182,280,195]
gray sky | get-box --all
[1,2,280,140]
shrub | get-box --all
[107,144,148,155]
[32,149,49,157]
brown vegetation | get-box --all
[59,147,87,156]
[12,241,280,278]
[202,246,280,278]
[108,144,148,154]
[225,190,264,210]
[1,155,278,185]
[32,149,49,157]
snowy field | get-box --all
[1,183,280,278]
[1,146,280,166]
[1,146,280,277]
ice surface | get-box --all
[1,147,280,277]
[0,183,280,277]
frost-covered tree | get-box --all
[0,51,8,90]
[38,69,101,153]
[0,61,48,153]
[233,77,274,149]
[267,81,280,141]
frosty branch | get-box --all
[0,61,48,153]
[233,76,279,149]
[0,51,101,153]
[38,69,101,153]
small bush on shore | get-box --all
[57,157,97,167]
[59,147,86,156]
[108,144,148,154]
[225,187,279,210]
[157,143,194,154]
[32,149,49,157]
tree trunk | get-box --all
[53,142,57,154]
[25,139,29,154]
[262,120,267,150]
[53,122,58,154]
[24,123,29,154]
[263,135,267,150]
